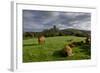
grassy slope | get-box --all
[23,36,90,63]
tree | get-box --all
[42,25,60,37]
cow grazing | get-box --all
[38,35,45,45]
[85,36,91,44]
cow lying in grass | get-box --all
[63,44,74,57]
[38,35,45,45]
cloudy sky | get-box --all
[23,10,91,32]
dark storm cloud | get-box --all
[23,10,91,32]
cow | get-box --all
[38,35,45,45]
[85,36,91,44]
[63,44,74,57]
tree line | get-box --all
[23,25,90,39]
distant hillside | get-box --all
[60,28,90,36]
[23,27,91,38]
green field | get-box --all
[23,36,91,63]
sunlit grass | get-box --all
[23,36,90,63]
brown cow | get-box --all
[63,44,74,56]
[85,36,91,44]
[38,35,45,45]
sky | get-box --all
[23,10,91,32]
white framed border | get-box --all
[11,1,97,72]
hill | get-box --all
[23,28,91,38]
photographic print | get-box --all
[11,2,97,71]
[23,10,91,63]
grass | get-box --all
[23,36,91,63]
